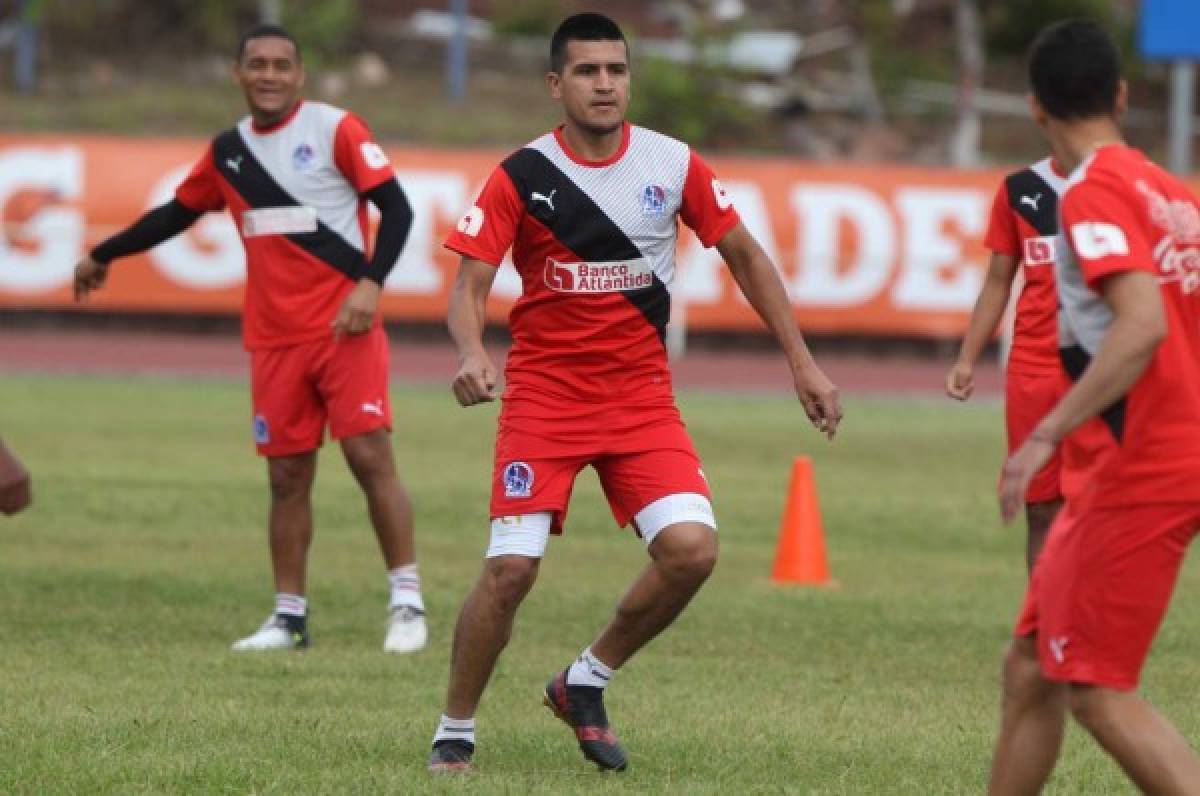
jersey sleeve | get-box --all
[443,165,523,267]
[983,181,1020,257]
[1061,176,1155,289]
[332,112,395,194]
[174,145,226,213]
[679,150,740,247]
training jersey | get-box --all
[1055,144,1200,508]
[444,122,740,454]
[984,158,1067,372]
[175,100,397,350]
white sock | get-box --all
[275,592,306,617]
[433,714,475,747]
[566,647,614,690]
[388,564,424,612]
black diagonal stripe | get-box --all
[212,129,364,279]
[1006,168,1059,236]
[1060,344,1126,442]
[502,147,670,342]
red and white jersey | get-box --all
[444,122,739,455]
[175,100,397,350]
[1055,144,1200,507]
[984,157,1067,372]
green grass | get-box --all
[3,374,1198,793]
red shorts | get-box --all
[1014,501,1200,689]
[249,326,391,457]
[1005,368,1069,503]
[490,423,710,535]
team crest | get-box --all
[503,461,534,498]
[253,414,270,444]
[641,184,666,216]
[292,143,315,171]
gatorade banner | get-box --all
[0,134,1099,338]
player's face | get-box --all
[548,40,630,136]
[235,36,304,122]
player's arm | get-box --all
[0,438,32,516]
[947,252,1019,400]
[331,179,414,338]
[447,257,500,407]
[73,200,204,300]
[716,222,842,439]
[999,269,1164,520]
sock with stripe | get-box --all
[566,646,614,690]
[432,714,476,748]
[388,564,425,613]
[274,592,307,634]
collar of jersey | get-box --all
[251,99,305,134]
[553,121,631,168]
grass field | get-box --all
[3,374,1198,793]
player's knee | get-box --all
[341,435,394,485]
[1001,637,1046,699]
[1066,684,1119,732]
[482,555,539,610]
[656,525,718,584]
[267,457,314,502]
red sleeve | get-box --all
[443,166,523,267]
[1061,177,1154,289]
[174,145,226,213]
[679,151,740,247]
[983,181,1020,257]
[332,112,395,194]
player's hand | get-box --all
[793,362,842,440]
[0,441,31,516]
[946,361,975,401]
[332,279,381,340]
[999,433,1055,523]
[452,351,498,407]
[73,256,109,301]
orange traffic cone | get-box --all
[771,456,834,586]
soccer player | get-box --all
[989,20,1200,794]
[0,439,31,515]
[947,157,1070,571]
[72,25,428,654]
[426,13,841,773]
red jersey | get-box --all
[444,122,739,456]
[1056,144,1200,507]
[175,100,396,350]
[984,157,1066,372]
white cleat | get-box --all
[231,616,308,652]
[384,605,427,654]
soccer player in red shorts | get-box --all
[72,25,428,654]
[426,13,842,774]
[988,21,1200,794]
[948,155,1071,571]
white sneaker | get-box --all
[231,615,309,652]
[384,605,427,653]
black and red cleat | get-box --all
[427,739,474,773]
[542,671,628,772]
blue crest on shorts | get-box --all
[503,461,534,498]
[292,143,315,171]
[253,414,270,445]
[641,183,666,216]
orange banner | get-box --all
[0,134,1061,337]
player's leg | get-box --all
[430,452,580,772]
[1024,498,1061,573]
[1007,369,1065,575]
[1067,684,1200,794]
[323,326,426,652]
[233,343,324,652]
[542,447,715,772]
[987,635,1067,795]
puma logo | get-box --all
[531,189,557,211]
[226,155,243,174]
[361,400,384,417]
[1020,193,1042,212]
[1048,636,1069,664]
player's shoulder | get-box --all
[628,125,691,159]
[1064,145,1148,199]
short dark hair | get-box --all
[550,13,627,73]
[1028,20,1120,121]
[236,24,301,63]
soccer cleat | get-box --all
[543,670,628,772]
[383,605,428,654]
[231,615,308,652]
[427,739,474,773]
